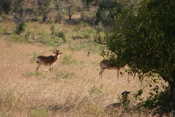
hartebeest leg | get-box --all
[116,68,120,79]
[127,71,133,83]
[36,64,41,72]
[127,76,130,83]
[49,65,53,71]
[49,62,56,72]
[133,72,137,79]
[99,68,104,79]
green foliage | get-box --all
[95,0,122,26]
[54,32,66,42]
[106,0,175,111]
[37,0,51,15]
[0,0,11,14]
[50,25,66,42]
[15,22,27,35]
[141,90,170,112]
[82,0,94,8]
[0,0,24,14]
[9,31,65,47]
[107,0,175,83]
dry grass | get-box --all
[0,21,167,117]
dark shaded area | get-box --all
[106,0,175,114]
[95,0,122,26]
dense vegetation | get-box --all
[106,0,175,112]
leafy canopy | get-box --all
[106,0,175,83]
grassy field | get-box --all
[0,21,166,117]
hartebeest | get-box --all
[36,49,62,72]
[99,59,122,79]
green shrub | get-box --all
[54,31,66,42]
[15,22,27,35]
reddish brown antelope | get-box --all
[99,59,122,79]
[36,49,62,72]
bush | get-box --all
[15,22,27,35]
[54,31,66,42]
[106,0,175,112]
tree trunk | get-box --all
[42,15,48,22]
[68,6,72,20]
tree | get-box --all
[95,0,122,26]
[36,0,51,22]
[82,0,94,9]
[0,0,24,14]
[0,0,11,14]
[106,0,175,111]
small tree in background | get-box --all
[95,0,122,26]
[36,0,51,22]
[0,0,25,15]
[0,0,11,14]
[10,0,27,35]
[82,0,94,9]
[15,22,27,35]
